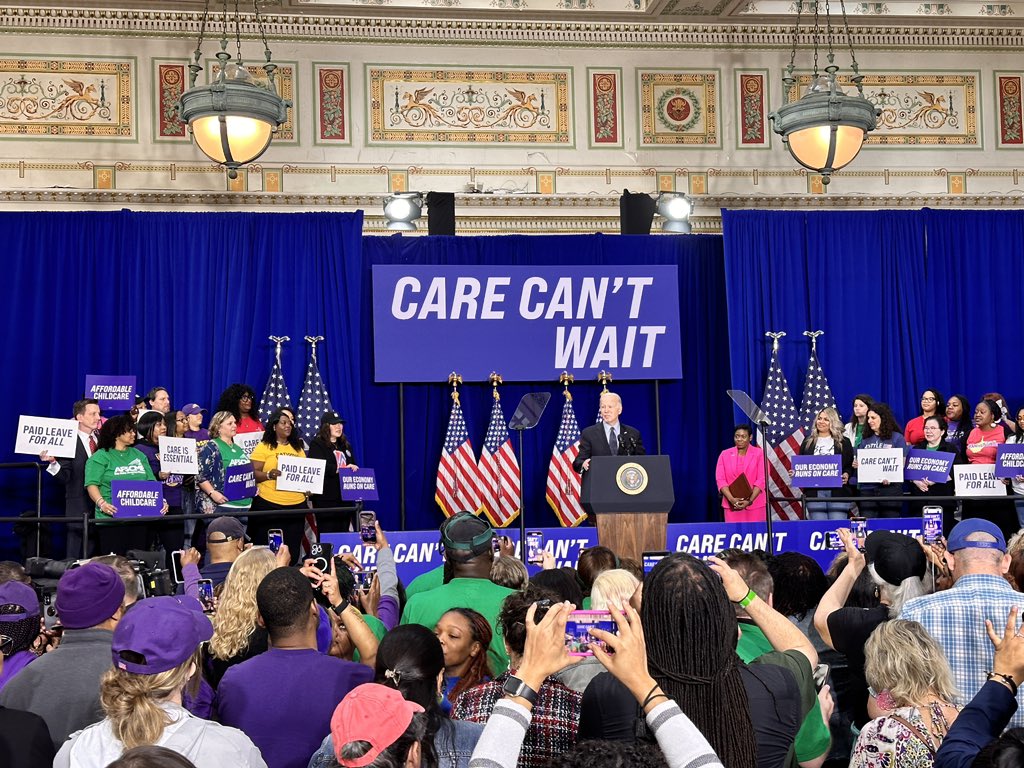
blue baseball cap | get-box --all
[947,519,1007,553]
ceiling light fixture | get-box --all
[769,0,880,186]
[177,0,290,179]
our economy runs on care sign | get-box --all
[371,265,683,382]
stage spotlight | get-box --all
[656,192,692,234]
[383,192,424,231]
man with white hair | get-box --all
[572,391,645,474]
[900,518,1024,727]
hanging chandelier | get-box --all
[177,0,290,179]
[769,0,880,186]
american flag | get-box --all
[478,396,521,527]
[435,394,486,517]
[258,347,293,426]
[760,347,803,520]
[798,349,838,430]
[546,395,586,527]
[295,343,334,555]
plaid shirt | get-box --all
[900,573,1024,728]
[451,670,581,768]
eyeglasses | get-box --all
[921,396,936,402]
[176,417,188,423]
[239,394,253,401]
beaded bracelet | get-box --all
[986,671,1018,696]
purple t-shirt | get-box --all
[215,647,373,768]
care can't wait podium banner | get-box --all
[324,518,926,586]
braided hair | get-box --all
[441,608,493,701]
[641,553,757,768]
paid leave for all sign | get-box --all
[276,456,327,495]
[15,415,79,458]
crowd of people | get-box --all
[715,390,1024,534]
[41,385,359,562]
[0,503,1022,768]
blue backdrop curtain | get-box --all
[721,208,1024,431]
[1,211,365,558]
[1,219,731,559]
[359,234,732,534]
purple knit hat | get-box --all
[54,562,126,630]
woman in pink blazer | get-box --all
[715,424,767,523]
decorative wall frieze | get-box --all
[2,8,1024,49]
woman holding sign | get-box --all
[797,407,854,520]
[856,403,907,518]
[714,424,766,522]
[964,399,1014,534]
[196,412,255,549]
[84,414,163,556]
[249,408,308,562]
[135,411,185,555]
[308,411,359,533]
[908,415,960,521]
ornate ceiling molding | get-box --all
[2,7,1024,48]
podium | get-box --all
[580,455,674,562]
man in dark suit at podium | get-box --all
[572,391,645,474]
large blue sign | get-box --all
[371,265,683,382]
[324,517,925,586]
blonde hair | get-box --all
[99,649,200,750]
[489,556,529,590]
[864,619,958,707]
[590,568,641,610]
[812,407,845,446]
[207,411,235,442]
[209,547,277,660]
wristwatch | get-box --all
[330,598,350,616]
[502,675,539,705]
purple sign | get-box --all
[341,468,379,501]
[223,463,256,502]
[372,265,683,382]
[110,480,163,518]
[904,449,956,483]
[85,374,137,410]
[323,517,927,585]
[791,455,842,488]
[995,444,1024,479]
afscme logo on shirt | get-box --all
[113,459,145,476]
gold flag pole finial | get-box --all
[559,371,575,402]
[448,372,463,406]
[489,372,503,401]
[803,330,824,353]
[597,371,613,392]
[765,331,786,353]
[269,335,289,366]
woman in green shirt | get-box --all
[84,414,162,556]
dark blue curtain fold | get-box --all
[721,208,1024,429]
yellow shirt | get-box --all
[250,441,307,506]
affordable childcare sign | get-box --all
[371,266,682,381]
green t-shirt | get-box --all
[400,576,514,673]
[216,438,254,510]
[405,565,445,598]
[84,447,156,519]
[737,623,831,764]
